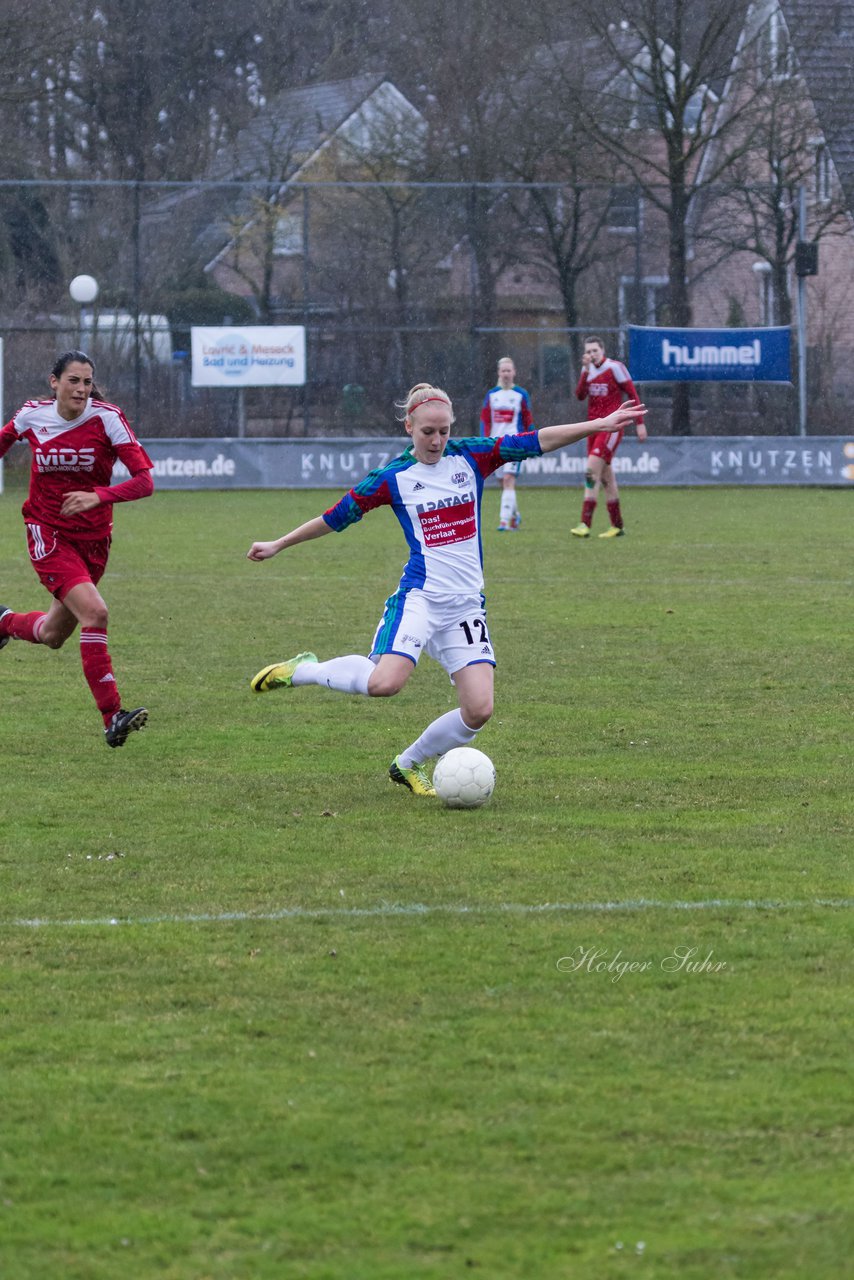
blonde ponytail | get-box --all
[395,383,454,423]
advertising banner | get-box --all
[190,326,306,387]
[628,325,792,383]
[113,436,854,489]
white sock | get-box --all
[292,654,373,695]
[398,708,480,768]
[499,492,515,525]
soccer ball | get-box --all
[432,747,496,809]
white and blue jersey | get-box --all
[322,433,542,599]
[480,385,534,437]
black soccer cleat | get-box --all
[105,706,148,748]
[0,605,11,650]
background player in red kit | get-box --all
[571,335,647,539]
[0,351,154,747]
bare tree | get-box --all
[209,112,308,323]
[0,1,77,302]
[418,2,534,359]
[339,0,549,381]
[328,106,446,383]
[499,46,636,363]
[537,0,755,431]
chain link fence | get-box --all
[0,179,842,439]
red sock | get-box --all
[607,500,623,529]
[80,627,122,723]
[0,610,47,643]
[581,499,596,527]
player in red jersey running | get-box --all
[571,335,647,539]
[0,351,154,747]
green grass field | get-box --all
[1,482,852,1279]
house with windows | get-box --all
[140,73,433,430]
[682,0,854,415]
[143,74,426,324]
[142,7,854,431]
[785,0,854,216]
[435,1,854,424]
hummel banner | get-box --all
[628,325,792,383]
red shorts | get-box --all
[587,428,624,465]
[25,524,111,601]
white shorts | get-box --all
[494,458,522,479]
[485,434,522,479]
[370,588,495,676]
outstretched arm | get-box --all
[247,514,332,561]
[538,401,647,454]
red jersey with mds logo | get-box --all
[575,358,639,420]
[0,398,153,539]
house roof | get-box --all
[210,73,388,180]
[527,15,736,139]
[142,73,412,274]
[780,0,854,210]
[589,4,747,99]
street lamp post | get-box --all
[68,274,99,348]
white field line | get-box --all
[2,898,852,930]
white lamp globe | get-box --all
[69,274,99,304]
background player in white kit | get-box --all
[480,356,533,531]
[246,381,646,796]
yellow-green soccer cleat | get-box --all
[389,756,437,797]
[570,524,591,538]
[251,652,318,692]
[598,526,626,539]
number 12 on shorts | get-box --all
[459,617,490,646]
